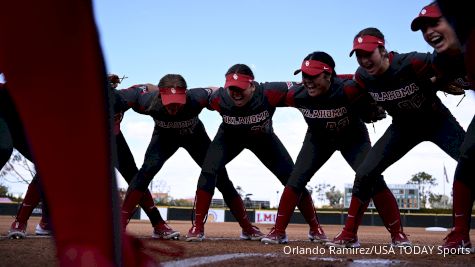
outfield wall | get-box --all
[140,206,473,229]
[1,203,473,228]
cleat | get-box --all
[260,227,288,244]
[152,222,180,240]
[443,230,472,252]
[391,231,411,247]
[7,220,27,239]
[308,225,329,244]
[240,225,265,241]
[35,221,52,236]
[326,229,360,248]
[186,225,204,242]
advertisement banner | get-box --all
[255,210,277,224]
[140,207,168,220]
[207,209,225,223]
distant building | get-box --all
[343,184,420,210]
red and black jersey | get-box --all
[432,51,473,90]
[209,81,294,135]
[286,77,367,138]
[355,51,445,121]
[116,84,156,114]
[117,84,212,134]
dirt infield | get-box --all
[0,216,474,266]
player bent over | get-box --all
[262,51,386,244]
[186,64,323,242]
[119,74,264,240]
[327,27,465,248]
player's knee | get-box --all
[372,175,388,194]
[197,172,217,194]
[352,177,372,202]
[285,179,305,193]
[216,179,235,194]
[454,160,475,189]
[128,177,149,192]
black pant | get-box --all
[115,131,139,182]
[454,115,475,189]
[0,102,33,165]
[197,125,294,194]
[129,121,239,198]
[353,113,465,201]
[286,125,385,191]
[0,114,14,166]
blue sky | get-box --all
[6,1,475,207]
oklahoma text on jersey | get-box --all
[369,83,420,102]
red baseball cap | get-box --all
[159,87,186,105]
[411,4,442,31]
[349,35,385,57]
[294,60,333,76]
[224,73,254,90]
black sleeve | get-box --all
[343,80,386,123]
[113,91,129,114]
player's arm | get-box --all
[207,88,222,112]
[431,55,472,94]
[263,81,297,107]
[344,80,386,123]
[116,84,147,111]
[408,51,436,79]
[185,87,217,111]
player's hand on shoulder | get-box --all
[371,105,387,122]
[207,86,220,91]
[361,103,386,123]
[145,83,159,92]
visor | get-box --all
[159,87,186,105]
[349,35,385,57]
[224,73,254,90]
[293,60,333,76]
[410,4,442,31]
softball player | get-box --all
[412,2,474,250]
[261,51,387,244]
[108,74,182,240]
[327,27,466,248]
[0,1,156,265]
[119,74,264,241]
[5,75,160,239]
[185,64,323,242]
[1,85,51,238]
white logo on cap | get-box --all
[421,9,427,15]
[171,88,176,94]
[358,37,363,43]
[233,74,238,80]
[305,60,310,66]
